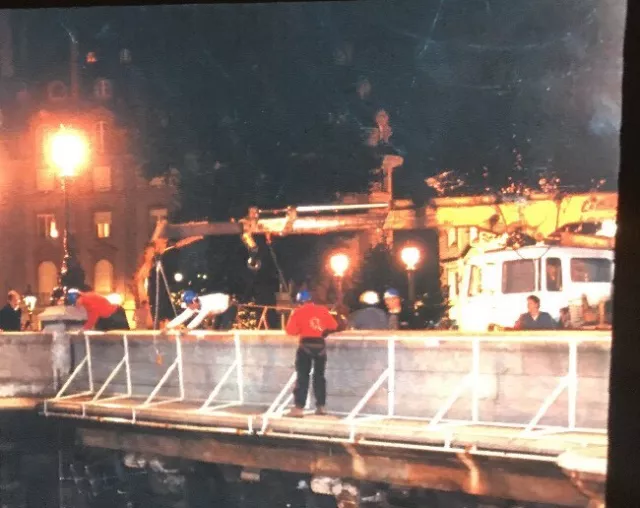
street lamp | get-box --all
[46,126,90,303]
[174,272,184,283]
[329,252,350,306]
[400,245,422,304]
[23,285,37,330]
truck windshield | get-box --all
[570,258,613,283]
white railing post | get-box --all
[471,338,480,423]
[387,337,396,418]
[235,332,244,404]
[85,334,94,392]
[124,334,132,396]
[567,339,578,430]
[176,335,185,400]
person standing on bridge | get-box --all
[285,290,338,418]
[348,291,390,330]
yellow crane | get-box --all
[133,191,617,306]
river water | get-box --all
[4,412,566,508]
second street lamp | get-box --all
[400,245,422,304]
[46,126,90,302]
[329,252,350,306]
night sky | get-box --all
[11,1,625,301]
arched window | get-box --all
[94,259,114,294]
[38,261,57,299]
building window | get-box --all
[149,208,168,235]
[94,121,108,154]
[94,259,114,294]
[38,261,58,300]
[94,79,113,100]
[93,165,112,191]
[47,81,68,101]
[94,211,112,239]
[37,214,58,239]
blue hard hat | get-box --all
[67,289,80,306]
[384,288,400,299]
[182,290,198,305]
[296,290,312,303]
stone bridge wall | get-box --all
[66,330,611,428]
[0,333,55,398]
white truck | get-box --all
[445,244,614,332]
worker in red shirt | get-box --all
[285,290,338,417]
[68,289,130,331]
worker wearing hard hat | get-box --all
[347,291,390,330]
[166,290,230,330]
[285,290,338,418]
[383,288,413,330]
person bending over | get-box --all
[166,290,230,331]
[69,289,130,331]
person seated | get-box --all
[514,295,557,330]
[69,289,130,331]
[166,290,230,331]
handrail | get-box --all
[44,331,609,442]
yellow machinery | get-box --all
[133,192,618,307]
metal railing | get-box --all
[43,331,609,455]
[235,304,294,330]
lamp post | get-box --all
[400,245,422,304]
[329,253,350,306]
[46,127,90,303]
[23,285,37,331]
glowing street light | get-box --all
[174,272,184,283]
[400,245,422,303]
[329,252,350,305]
[46,126,91,304]
[46,127,90,178]
[329,253,350,278]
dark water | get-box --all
[2,413,564,508]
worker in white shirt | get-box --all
[166,290,230,330]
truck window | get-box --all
[570,258,612,283]
[546,258,563,291]
[468,265,482,296]
[502,259,535,294]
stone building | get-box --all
[0,10,177,313]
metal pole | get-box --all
[407,270,416,304]
[68,28,79,102]
[336,276,344,306]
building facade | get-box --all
[0,10,177,313]
[0,102,176,311]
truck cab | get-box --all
[446,245,614,332]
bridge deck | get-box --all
[43,394,605,460]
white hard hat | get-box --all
[359,291,380,305]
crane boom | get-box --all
[133,191,617,305]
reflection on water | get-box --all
[5,414,565,508]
